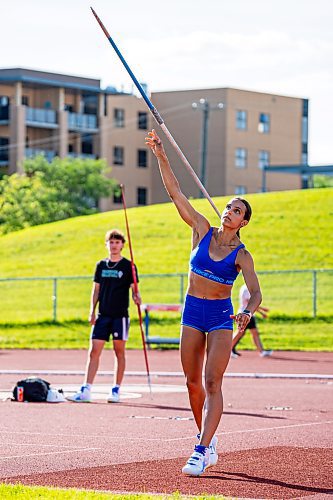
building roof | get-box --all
[0,67,118,94]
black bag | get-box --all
[13,377,50,402]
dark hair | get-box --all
[105,229,126,243]
[234,197,252,237]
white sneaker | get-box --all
[107,387,120,403]
[207,435,218,467]
[66,385,91,403]
[182,446,209,476]
[196,433,218,468]
[260,350,273,357]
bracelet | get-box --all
[242,309,252,318]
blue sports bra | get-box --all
[190,227,244,285]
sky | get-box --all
[1,0,332,165]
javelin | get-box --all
[120,185,152,397]
[90,7,221,219]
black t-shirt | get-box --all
[93,257,139,318]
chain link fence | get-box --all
[0,269,332,323]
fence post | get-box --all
[312,270,317,318]
[52,278,58,322]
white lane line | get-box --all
[0,447,101,461]
[0,420,332,442]
[2,442,95,449]
[1,369,332,379]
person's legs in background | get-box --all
[108,339,126,402]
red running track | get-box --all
[0,349,332,499]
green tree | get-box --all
[313,175,333,188]
[0,156,116,234]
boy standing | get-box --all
[68,229,141,403]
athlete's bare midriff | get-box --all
[187,271,233,300]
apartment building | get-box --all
[0,68,151,210]
[0,68,308,210]
[152,88,308,202]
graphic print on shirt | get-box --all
[101,270,124,278]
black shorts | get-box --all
[245,315,257,330]
[91,315,129,342]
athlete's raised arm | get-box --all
[146,129,209,234]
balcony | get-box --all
[67,152,97,160]
[26,107,58,129]
[68,112,98,132]
[25,147,57,162]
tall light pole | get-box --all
[192,99,224,197]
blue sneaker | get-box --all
[182,445,209,476]
[107,386,120,403]
[196,433,218,467]
[67,385,91,403]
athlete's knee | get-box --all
[89,345,102,361]
[114,342,126,359]
[205,376,222,395]
[186,377,203,395]
[115,350,125,362]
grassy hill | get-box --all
[1,188,332,277]
[0,188,332,350]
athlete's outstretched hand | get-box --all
[145,129,166,158]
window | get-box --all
[137,149,147,168]
[236,110,247,130]
[258,150,270,170]
[113,146,124,165]
[114,108,125,127]
[302,99,308,117]
[82,134,93,155]
[235,185,247,195]
[137,187,147,205]
[82,94,98,115]
[0,137,9,161]
[113,186,122,204]
[0,96,9,120]
[138,112,148,130]
[258,113,270,133]
[22,96,29,106]
[301,153,308,165]
[0,96,9,106]
[301,99,308,164]
[65,104,74,112]
[235,148,247,168]
[302,116,308,144]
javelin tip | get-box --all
[90,6,111,39]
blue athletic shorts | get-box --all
[91,315,130,342]
[181,295,233,333]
